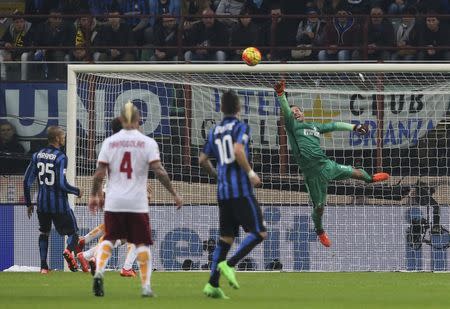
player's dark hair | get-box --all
[111,117,122,134]
[221,90,240,116]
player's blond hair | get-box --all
[121,101,139,126]
[47,126,64,144]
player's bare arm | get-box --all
[234,143,261,188]
[198,152,217,179]
[88,162,108,213]
[149,160,183,209]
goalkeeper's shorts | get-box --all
[304,160,353,208]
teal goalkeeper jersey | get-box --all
[278,93,354,175]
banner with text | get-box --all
[4,205,450,271]
[191,86,449,149]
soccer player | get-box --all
[23,126,82,273]
[199,90,267,299]
[88,102,183,297]
[77,117,139,277]
[274,80,390,247]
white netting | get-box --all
[65,66,449,271]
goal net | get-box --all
[5,63,448,272]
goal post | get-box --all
[66,63,450,271]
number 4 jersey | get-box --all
[202,116,253,201]
[98,129,160,213]
[23,145,80,213]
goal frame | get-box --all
[66,63,450,189]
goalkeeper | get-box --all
[274,80,389,247]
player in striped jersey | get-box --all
[199,90,267,299]
[23,126,82,273]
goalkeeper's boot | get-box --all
[77,252,90,273]
[63,249,78,272]
[203,283,229,299]
[218,261,240,289]
[142,286,156,297]
[120,267,137,277]
[372,172,389,183]
[93,277,104,297]
[89,258,96,276]
[318,232,331,247]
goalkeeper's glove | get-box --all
[354,123,369,136]
[274,80,286,96]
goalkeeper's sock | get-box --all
[312,206,324,234]
[208,240,231,287]
[228,233,264,267]
[39,234,49,269]
[94,240,113,278]
[83,224,105,244]
[136,246,152,289]
[359,169,373,183]
[123,243,137,270]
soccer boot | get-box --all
[63,249,78,272]
[120,268,137,277]
[77,252,90,273]
[93,277,104,297]
[372,172,389,183]
[40,268,50,274]
[203,283,229,299]
[75,237,85,254]
[318,232,331,247]
[142,286,156,297]
[89,258,96,276]
[218,261,240,289]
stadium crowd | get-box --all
[0,0,450,80]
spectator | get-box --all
[230,7,260,61]
[318,0,346,14]
[344,0,371,13]
[391,6,419,61]
[149,0,181,27]
[388,0,407,14]
[366,6,394,60]
[152,14,179,61]
[25,0,59,25]
[181,0,211,30]
[87,0,119,24]
[115,0,151,46]
[0,12,35,80]
[292,7,325,61]
[71,43,90,62]
[262,3,297,61]
[418,14,450,61]
[318,9,360,61]
[58,0,90,23]
[243,0,271,26]
[72,12,100,61]
[0,121,25,154]
[183,8,229,63]
[408,0,450,14]
[215,0,246,28]
[96,10,136,61]
[35,9,74,79]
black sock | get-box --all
[66,233,79,252]
[39,234,49,269]
[208,240,231,287]
[228,233,264,267]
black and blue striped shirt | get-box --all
[203,117,253,201]
[23,146,80,214]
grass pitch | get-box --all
[0,271,449,309]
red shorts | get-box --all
[103,211,152,245]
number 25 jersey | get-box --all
[98,129,160,213]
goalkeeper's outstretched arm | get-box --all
[319,122,369,136]
[274,80,294,129]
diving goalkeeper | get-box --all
[274,80,389,247]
